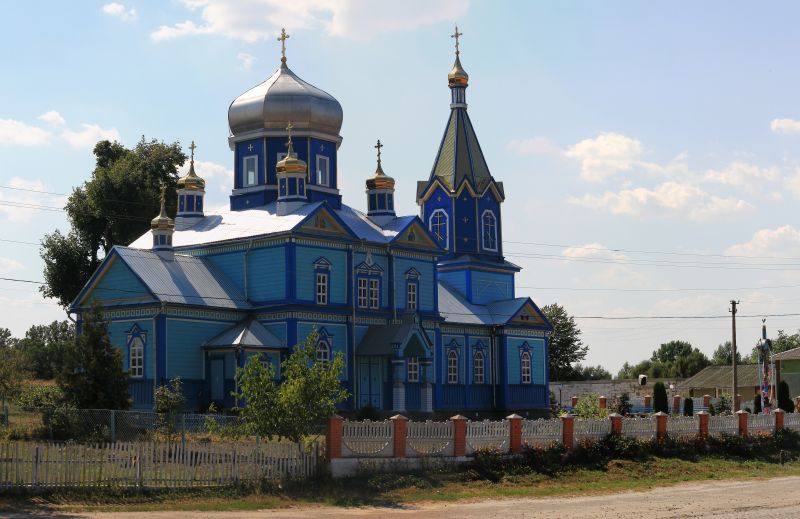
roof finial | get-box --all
[451,25,463,56]
[189,140,196,165]
[375,139,383,166]
[285,120,295,154]
[278,28,290,64]
[159,183,167,208]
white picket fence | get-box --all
[708,415,738,436]
[406,420,453,457]
[574,419,611,441]
[749,413,775,434]
[0,441,322,490]
[785,413,800,431]
[466,420,509,454]
[341,420,393,458]
[666,416,698,439]
[622,417,656,440]
[521,419,562,447]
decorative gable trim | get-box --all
[297,205,355,239]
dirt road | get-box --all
[19,476,800,518]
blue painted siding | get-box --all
[453,190,478,255]
[249,246,286,301]
[469,336,491,384]
[309,138,337,189]
[206,252,245,291]
[295,245,347,304]
[506,337,546,385]
[394,258,435,311]
[262,322,287,344]
[438,269,467,300]
[478,192,503,257]
[354,252,388,308]
[354,325,368,350]
[441,334,464,383]
[421,184,452,252]
[166,319,231,379]
[90,259,155,305]
[234,138,265,189]
[297,322,348,380]
[470,270,514,304]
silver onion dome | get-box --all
[228,62,343,137]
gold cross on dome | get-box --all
[278,28,290,62]
[159,183,167,205]
[451,25,463,56]
[285,121,294,149]
[189,140,197,162]
[374,139,383,163]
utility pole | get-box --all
[730,300,739,411]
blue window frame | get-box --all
[314,257,332,305]
[356,261,383,310]
[482,210,497,251]
[126,325,146,379]
[429,209,449,249]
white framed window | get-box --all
[316,272,328,305]
[474,350,485,384]
[316,155,330,186]
[369,278,380,309]
[429,209,448,249]
[357,278,368,308]
[447,350,458,384]
[129,337,144,378]
[316,341,330,366]
[244,155,258,187]
[406,282,417,310]
[482,210,498,251]
[407,357,419,383]
[521,351,532,384]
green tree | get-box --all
[154,377,186,443]
[563,364,612,381]
[233,331,349,442]
[40,138,186,307]
[57,305,130,410]
[749,330,800,362]
[712,341,742,366]
[683,396,693,416]
[653,382,668,414]
[16,321,74,379]
[613,392,632,416]
[542,303,588,381]
[573,393,607,419]
[778,380,795,413]
[0,328,16,348]
[753,393,762,414]
[0,344,27,404]
[651,340,694,364]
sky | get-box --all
[2,1,800,375]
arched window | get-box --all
[447,350,459,384]
[474,350,485,384]
[429,209,449,249]
[482,210,497,251]
[129,337,144,378]
[316,340,331,366]
[407,357,419,383]
[520,351,532,384]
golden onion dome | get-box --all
[366,161,395,191]
[177,161,205,190]
[448,55,469,87]
[276,125,307,175]
[151,187,175,230]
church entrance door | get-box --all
[357,357,383,409]
[210,358,225,402]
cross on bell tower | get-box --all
[451,25,463,56]
[278,28,290,63]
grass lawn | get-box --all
[4,456,800,514]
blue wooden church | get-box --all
[70,29,553,415]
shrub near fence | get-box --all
[0,441,323,490]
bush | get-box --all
[653,382,669,414]
[613,392,632,416]
[573,393,607,419]
[754,394,762,414]
[778,381,795,413]
[716,394,732,415]
[683,397,693,416]
[14,384,65,409]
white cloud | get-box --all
[151,0,469,42]
[102,3,137,21]
[0,257,24,274]
[507,137,563,157]
[237,52,255,70]
[61,124,121,149]
[770,118,800,135]
[180,159,233,194]
[570,181,754,221]
[703,161,780,192]
[0,119,51,146]
[562,242,626,262]
[726,225,800,257]
[0,177,65,223]
[37,110,66,127]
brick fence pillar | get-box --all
[697,411,709,438]
[599,396,607,410]
[775,408,785,433]
[390,414,408,458]
[609,413,622,435]
[326,415,343,460]
[736,409,749,438]
[795,397,800,413]
[672,395,681,414]
[654,412,668,444]
[451,415,467,457]
[644,395,652,410]
[703,394,711,409]
[507,414,523,454]
[571,396,578,408]
[561,415,575,450]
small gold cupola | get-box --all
[448,25,469,106]
[151,184,175,252]
[366,139,395,223]
[176,141,205,221]
[276,121,308,215]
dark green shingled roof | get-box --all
[429,108,494,193]
[677,364,761,391]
